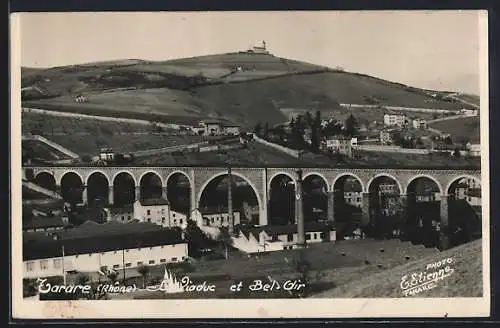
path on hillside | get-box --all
[23,107,184,130]
[22,180,63,200]
[22,134,80,159]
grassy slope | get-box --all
[314,239,482,298]
[429,116,481,143]
[22,53,469,128]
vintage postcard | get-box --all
[11,10,490,319]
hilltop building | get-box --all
[23,221,188,279]
[249,40,269,54]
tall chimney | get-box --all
[296,169,305,246]
[228,167,234,235]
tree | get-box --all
[310,111,322,152]
[217,227,233,260]
[107,271,118,283]
[137,265,150,289]
[253,122,262,137]
[263,123,270,140]
[344,114,359,137]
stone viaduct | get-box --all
[25,166,481,228]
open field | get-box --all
[47,134,214,157]
[134,140,481,169]
[429,116,481,143]
[314,239,482,298]
[112,239,443,299]
[22,52,470,128]
[22,111,180,135]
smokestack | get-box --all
[296,169,305,246]
[228,167,234,235]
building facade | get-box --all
[380,130,392,145]
[324,136,352,157]
[384,114,409,127]
[23,223,188,279]
[412,119,428,130]
[133,198,187,228]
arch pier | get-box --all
[27,167,481,231]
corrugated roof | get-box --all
[23,224,185,261]
[23,216,65,230]
[140,198,169,206]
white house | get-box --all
[195,207,241,228]
[132,198,187,229]
[466,143,481,157]
[23,221,188,279]
[232,222,336,254]
[384,114,409,127]
[324,135,353,157]
[460,108,479,117]
[412,119,428,130]
[99,148,115,161]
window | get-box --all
[89,254,92,257]
[147,210,151,215]
[160,259,166,263]
[287,234,293,242]
[125,263,132,267]
[113,264,120,269]
[75,255,79,258]
[26,261,34,272]
[128,216,131,220]
[173,213,176,218]
[121,216,125,221]
[211,218,215,223]
[149,260,155,265]
[149,247,153,251]
[171,257,178,262]
[320,232,326,239]
[53,259,62,269]
[147,218,151,223]
[137,261,143,266]
[180,219,183,224]
[126,250,129,253]
[39,260,48,270]
[306,234,311,241]
[162,217,165,223]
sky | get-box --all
[18,11,485,95]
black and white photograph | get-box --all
[11,10,490,318]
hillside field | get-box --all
[22,52,470,128]
[314,239,482,298]
[429,116,481,144]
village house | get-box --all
[75,94,87,103]
[23,221,188,279]
[466,143,481,157]
[99,148,115,162]
[196,206,241,227]
[380,129,393,145]
[133,198,187,229]
[323,135,353,158]
[412,119,428,130]
[23,216,67,233]
[383,113,410,127]
[231,222,336,254]
[459,108,479,117]
[194,121,242,136]
[454,178,481,206]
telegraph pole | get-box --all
[228,166,234,235]
[296,169,305,247]
[62,244,66,285]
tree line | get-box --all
[253,111,360,152]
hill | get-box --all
[21,52,473,128]
[429,116,481,144]
[313,239,483,298]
